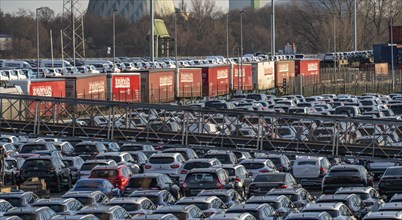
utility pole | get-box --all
[271,0,275,56]
[150,0,154,62]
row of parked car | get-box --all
[1,133,402,219]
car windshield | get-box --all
[75,181,103,189]
[96,155,121,163]
[113,203,140,211]
[241,163,264,169]
[75,145,97,152]
[254,174,285,182]
[120,145,144,151]
[183,162,211,170]
[278,128,292,135]
[186,173,217,183]
[91,169,118,178]
[384,168,402,176]
[20,145,47,153]
[47,205,66,213]
[127,177,158,188]
[2,198,22,207]
[22,159,52,169]
[149,157,174,164]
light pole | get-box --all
[174,9,179,99]
[113,9,117,67]
[271,0,275,56]
[36,7,44,78]
[240,10,244,93]
[354,0,357,51]
[390,11,395,91]
[150,0,154,62]
[333,11,337,93]
[226,13,229,59]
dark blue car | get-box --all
[70,178,120,198]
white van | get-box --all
[40,59,72,68]
[292,156,331,187]
[0,60,32,69]
[2,70,18,80]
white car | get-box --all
[144,153,186,180]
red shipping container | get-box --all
[200,65,230,97]
[295,59,320,85]
[232,64,252,91]
[140,69,175,103]
[8,79,66,117]
[63,75,107,100]
[177,68,202,98]
[275,60,295,88]
[392,26,402,44]
[108,73,141,102]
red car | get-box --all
[89,165,133,190]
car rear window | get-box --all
[127,177,158,188]
[120,145,143,151]
[75,145,98,152]
[329,169,360,176]
[254,174,285,182]
[112,203,140,211]
[222,168,235,176]
[2,198,22,207]
[297,161,317,165]
[241,162,264,169]
[22,159,52,169]
[90,169,118,178]
[81,163,104,171]
[186,173,217,183]
[204,154,230,164]
[96,156,122,163]
[183,162,211,170]
[20,144,47,153]
[149,157,174,164]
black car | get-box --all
[379,166,402,199]
[61,157,84,183]
[0,192,39,207]
[122,173,180,198]
[62,191,109,206]
[73,142,107,160]
[322,165,374,194]
[3,207,56,220]
[182,167,234,196]
[19,156,72,192]
[249,173,301,196]
[129,190,176,207]
[32,198,83,215]
[203,151,238,165]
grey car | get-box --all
[335,187,384,212]
[267,188,315,209]
[175,196,227,217]
[106,197,156,215]
[225,203,281,220]
[220,164,253,198]
[246,195,299,218]
[32,198,83,215]
[302,202,356,220]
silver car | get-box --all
[240,159,277,179]
[179,158,221,184]
[144,153,186,180]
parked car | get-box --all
[203,150,238,165]
[88,165,132,191]
[220,164,252,198]
[225,203,280,220]
[240,159,277,179]
[197,189,244,208]
[267,188,315,209]
[151,204,206,219]
[128,190,177,207]
[322,165,374,194]
[144,153,186,181]
[378,166,402,198]
[106,197,156,215]
[316,194,369,219]
[32,198,83,215]
[292,156,331,188]
[70,178,121,198]
[19,156,71,192]
[249,173,301,196]
[246,195,298,218]
[72,142,107,160]
[61,157,84,183]
[4,157,24,185]
[62,191,109,206]
[182,167,234,196]
[335,187,384,211]
[363,211,402,220]
[0,192,39,207]
[179,158,222,184]
[95,152,140,174]
[79,159,117,179]
[76,205,131,220]
[175,196,226,217]
[3,207,56,220]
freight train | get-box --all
[4,59,322,104]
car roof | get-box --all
[131,214,178,220]
[317,194,355,201]
[154,204,197,212]
[50,214,99,220]
[240,159,270,163]
[228,203,268,210]
[108,197,149,204]
[336,186,373,193]
[220,164,243,169]
[5,206,51,214]
[380,202,402,209]
[304,202,344,210]
[268,188,300,194]
[33,198,76,205]
[83,159,114,164]
[79,205,121,212]
[62,191,103,197]
[150,153,181,157]
[131,173,164,178]
[177,196,218,203]
[91,165,122,170]
[286,212,331,219]
[188,167,224,173]
[198,189,236,196]
[209,213,254,220]
[185,158,217,163]
[246,195,285,202]
[130,190,165,196]
[97,152,126,156]
[363,211,402,219]
[0,192,33,197]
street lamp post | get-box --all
[271,0,275,56]
[354,0,357,51]
[226,13,229,59]
[390,11,395,91]
[240,10,244,93]
[36,7,44,78]
[113,9,117,67]
[174,9,179,99]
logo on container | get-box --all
[264,67,273,76]
[234,68,246,77]
[32,86,52,97]
[180,73,193,83]
[89,81,105,94]
[307,63,318,71]
[160,76,173,86]
[217,69,228,79]
[279,64,289,72]
[115,77,130,88]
